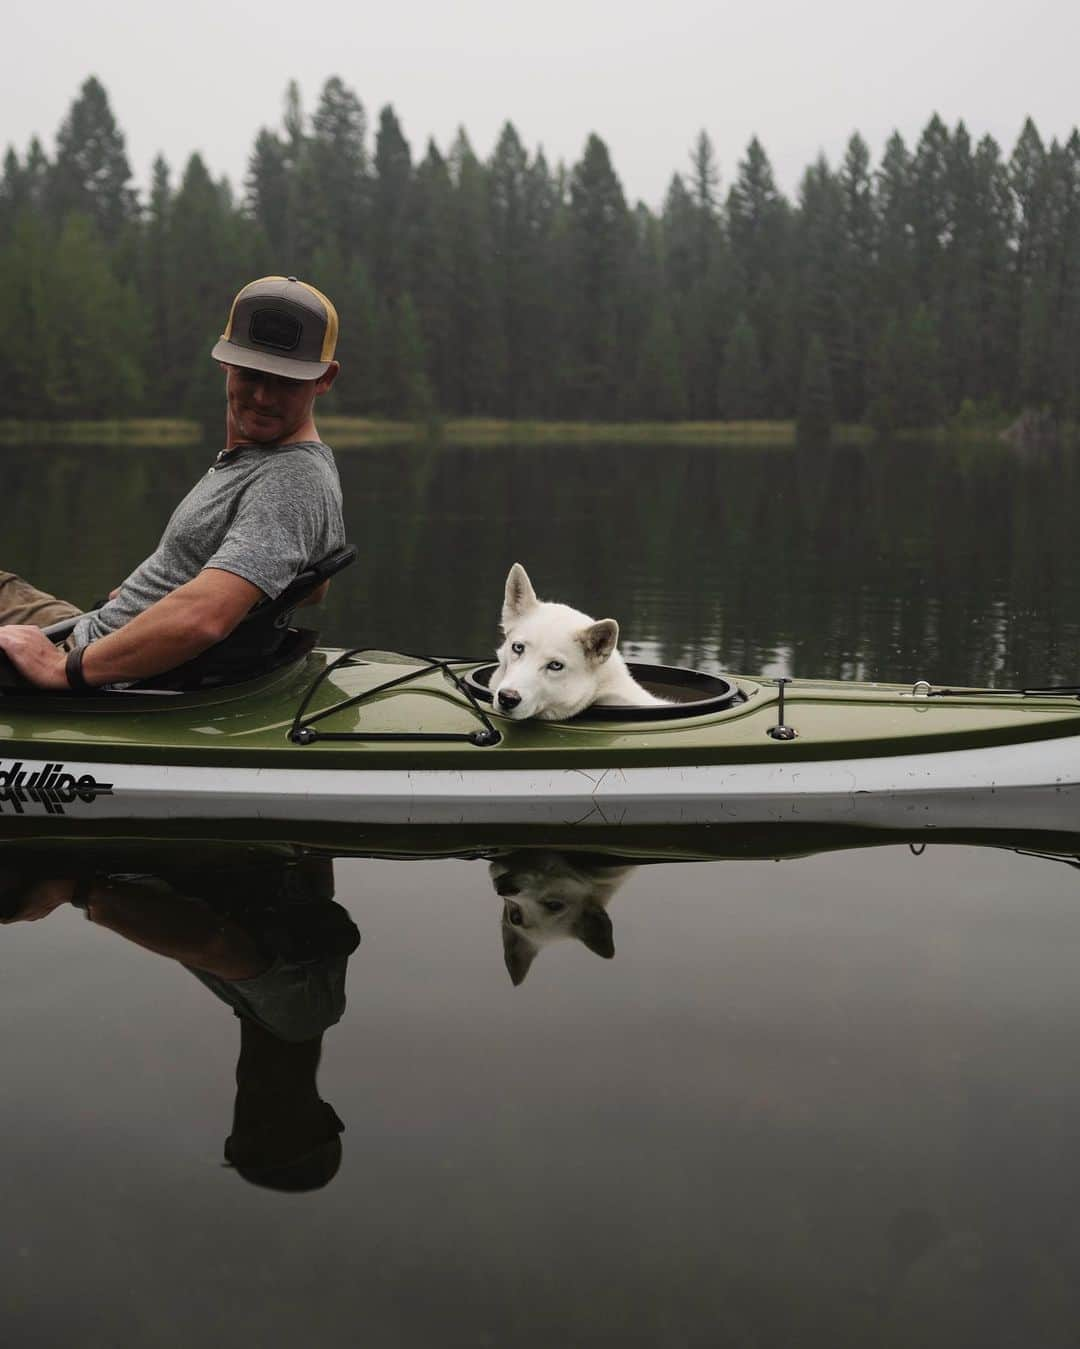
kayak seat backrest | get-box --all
[131,544,359,691]
[0,544,358,695]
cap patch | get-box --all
[249,308,302,351]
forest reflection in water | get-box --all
[4,830,1080,1346]
[3,433,1079,688]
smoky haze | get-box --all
[4,0,1078,203]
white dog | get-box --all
[490,563,668,721]
[490,850,635,985]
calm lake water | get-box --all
[4,435,1080,1347]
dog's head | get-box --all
[491,563,619,721]
[490,850,632,985]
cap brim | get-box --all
[211,339,332,381]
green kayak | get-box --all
[2,644,1080,831]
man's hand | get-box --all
[0,625,70,689]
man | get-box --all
[0,275,345,690]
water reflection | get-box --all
[6,828,1080,1345]
[1,845,360,1192]
[5,436,1080,687]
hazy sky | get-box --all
[5,0,1079,207]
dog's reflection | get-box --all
[1,847,360,1191]
[490,850,635,984]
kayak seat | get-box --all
[0,545,358,695]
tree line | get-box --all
[1,75,1077,431]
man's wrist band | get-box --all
[65,644,93,691]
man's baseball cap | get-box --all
[211,276,339,380]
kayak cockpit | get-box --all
[465,662,743,721]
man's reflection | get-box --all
[0,847,360,1191]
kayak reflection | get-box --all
[0,846,360,1191]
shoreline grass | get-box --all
[0,418,202,446]
[322,417,875,447]
[0,416,1022,450]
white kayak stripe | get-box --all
[1,735,1079,827]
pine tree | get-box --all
[372,105,413,304]
[448,129,503,414]
[565,134,630,418]
[867,314,903,433]
[868,306,943,431]
[1051,131,1080,421]
[906,304,945,427]
[381,292,432,416]
[910,114,950,310]
[939,121,979,410]
[0,148,23,244]
[411,140,455,411]
[48,76,136,243]
[282,81,305,164]
[635,306,687,420]
[141,155,176,413]
[795,156,846,424]
[682,133,725,418]
[489,122,532,415]
[308,77,368,263]
[970,134,1015,408]
[727,138,791,413]
[519,148,563,415]
[310,242,380,413]
[797,333,833,444]
[688,130,721,275]
[246,128,292,259]
[0,210,60,417]
[169,153,255,423]
[23,138,51,211]
[718,313,765,419]
[727,137,787,291]
[875,132,914,320]
[663,173,697,297]
[837,133,876,419]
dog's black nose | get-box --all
[497,689,521,711]
[495,875,520,897]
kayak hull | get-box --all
[2,652,1080,829]
[3,737,1079,832]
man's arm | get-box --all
[81,568,264,684]
[0,568,264,689]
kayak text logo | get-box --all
[0,761,114,815]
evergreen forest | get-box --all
[1,75,1078,432]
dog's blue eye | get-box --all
[547,660,563,672]
[511,641,524,655]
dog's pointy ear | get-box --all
[502,563,538,629]
[503,922,539,986]
[573,906,615,959]
[579,618,619,664]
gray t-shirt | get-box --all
[74,439,344,647]
[188,955,349,1043]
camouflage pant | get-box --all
[0,572,82,629]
